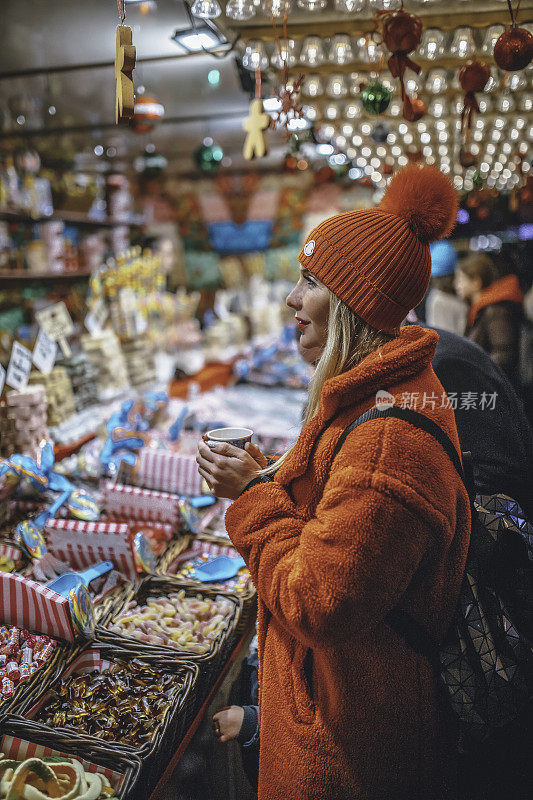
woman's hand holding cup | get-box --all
[196,427,267,500]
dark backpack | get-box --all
[334,406,533,794]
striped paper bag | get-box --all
[0,572,76,641]
[44,519,138,581]
[135,448,204,495]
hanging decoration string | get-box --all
[271,14,289,92]
[255,69,262,100]
[506,0,522,25]
[116,0,126,24]
[268,14,304,132]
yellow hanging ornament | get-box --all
[242,99,270,160]
[114,1,136,124]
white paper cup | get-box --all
[206,427,253,449]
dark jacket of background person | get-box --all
[465,274,524,388]
[432,327,533,517]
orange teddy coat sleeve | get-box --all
[227,419,455,650]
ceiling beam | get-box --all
[289,56,502,77]
[230,8,533,41]
[0,109,249,140]
[0,48,232,81]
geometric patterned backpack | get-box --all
[334,406,533,759]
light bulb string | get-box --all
[116,0,126,24]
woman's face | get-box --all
[454,269,481,301]
[286,267,330,364]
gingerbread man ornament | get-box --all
[242,99,270,160]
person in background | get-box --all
[431,327,532,517]
[455,252,524,388]
[426,240,467,335]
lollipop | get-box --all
[66,489,100,521]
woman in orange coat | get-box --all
[197,165,471,800]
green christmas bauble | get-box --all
[361,82,392,116]
[193,142,224,173]
[472,170,484,190]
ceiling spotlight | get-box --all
[171,21,227,52]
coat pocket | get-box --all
[288,641,316,724]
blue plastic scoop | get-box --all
[191,555,246,583]
[46,561,114,597]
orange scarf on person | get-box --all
[467,274,524,328]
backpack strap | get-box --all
[332,404,471,669]
[332,405,466,486]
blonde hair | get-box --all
[261,291,394,475]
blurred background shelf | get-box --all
[0,210,145,228]
[0,270,92,281]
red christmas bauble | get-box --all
[382,9,423,54]
[477,206,490,220]
[314,165,335,183]
[494,27,533,72]
[403,96,426,122]
[459,60,491,93]
[460,149,477,168]
[132,96,165,133]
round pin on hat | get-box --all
[303,240,315,256]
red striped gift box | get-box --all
[102,481,181,526]
[0,733,124,790]
[0,572,75,641]
[0,542,22,562]
[135,449,204,495]
[44,519,138,581]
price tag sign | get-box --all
[6,342,32,391]
[36,302,75,357]
[32,328,57,375]
[135,311,148,335]
[85,299,109,337]
[118,287,137,314]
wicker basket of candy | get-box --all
[19,640,199,794]
[97,576,241,691]
[155,533,190,574]
[0,715,141,799]
[158,538,256,637]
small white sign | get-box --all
[85,299,109,337]
[36,302,75,357]
[33,328,57,375]
[0,364,6,395]
[6,342,33,391]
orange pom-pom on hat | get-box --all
[298,163,458,334]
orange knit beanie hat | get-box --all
[298,164,458,334]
